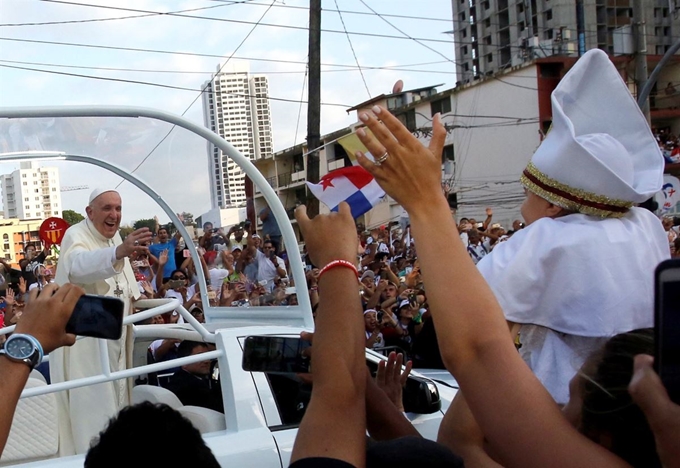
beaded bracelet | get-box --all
[318,259,359,281]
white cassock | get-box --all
[476,208,670,404]
[51,218,139,455]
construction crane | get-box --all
[60,185,89,192]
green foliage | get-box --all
[119,226,134,239]
[133,218,156,231]
[62,209,85,226]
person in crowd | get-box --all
[353,77,677,467]
[259,205,282,252]
[51,188,152,455]
[465,229,488,265]
[164,340,223,413]
[149,226,181,281]
[18,243,49,291]
[83,402,220,467]
[288,202,366,468]
[493,49,670,404]
[364,309,385,350]
[27,264,54,292]
[247,233,286,293]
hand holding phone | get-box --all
[654,259,680,403]
[65,294,125,340]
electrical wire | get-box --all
[0,62,350,107]
[35,0,456,45]
[115,0,277,189]
[333,0,371,98]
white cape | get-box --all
[477,208,669,402]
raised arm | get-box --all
[355,106,627,468]
[0,284,83,455]
[290,203,366,468]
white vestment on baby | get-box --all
[477,208,669,404]
[50,218,139,455]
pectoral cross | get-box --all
[113,281,124,298]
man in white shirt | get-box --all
[248,237,286,292]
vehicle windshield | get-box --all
[0,110,311,328]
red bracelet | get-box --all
[318,259,359,281]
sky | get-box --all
[0,0,457,224]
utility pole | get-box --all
[306,0,322,216]
[633,0,650,124]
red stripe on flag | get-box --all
[319,166,374,190]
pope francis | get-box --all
[51,189,152,455]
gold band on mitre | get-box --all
[520,162,633,218]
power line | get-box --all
[358,0,537,91]
[0,62,350,107]
[213,0,456,24]
[117,0,277,188]
[37,0,457,45]
[333,0,371,98]
[0,1,248,27]
[0,58,455,76]
[0,37,455,72]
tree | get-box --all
[62,209,85,226]
[133,218,156,231]
[119,225,134,239]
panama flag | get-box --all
[306,166,385,218]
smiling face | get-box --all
[158,228,169,243]
[86,191,122,239]
[364,311,378,331]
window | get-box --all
[462,45,468,55]
[2,234,8,241]
[487,53,494,63]
[396,109,417,132]
[545,9,553,21]
[3,244,8,250]
[25,205,30,209]
[442,145,455,162]
[23,182,27,186]
[431,97,452,115]
[22,174,26,178]
[24,197,29,202]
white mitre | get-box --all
[520,49,664,218]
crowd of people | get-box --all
[654,127,680,163]
[1,49,680,467]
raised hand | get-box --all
[18,277,26,295]
[294,203,357,268]
[375,352,412,412]
[159,249,169,266]
[355,106,447,215]
[116,228,152,260]
[4,288,15,306]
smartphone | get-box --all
[65,294,125,340]
[242,336,311,373]
[183,249,191,258]
[167,279,185,289]
[655,259,680,403]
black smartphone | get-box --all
[242,336,311,373]
[65,294,125,340]
[654,259,680,403]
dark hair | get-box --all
[170,269,186,280]
[158,227,169,235]
[84,402,220,468]
[177,340,208,359]
[580,328,659,467]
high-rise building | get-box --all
[202,63,273,209]
[1,162,62,220]
[450,0,679,83]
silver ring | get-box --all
[134,240,139,246]
[374,151,389,166]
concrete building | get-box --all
[202,63,273,209]
[0,218,45,266]
[1,162,62,220]
[450,0,680,84]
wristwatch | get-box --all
[0,334,44,370]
